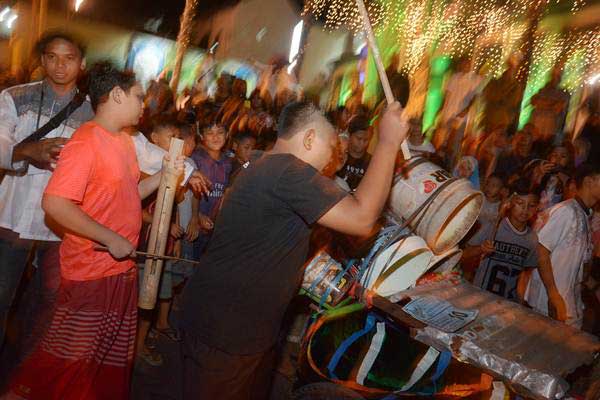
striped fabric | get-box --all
[10,269,137,400]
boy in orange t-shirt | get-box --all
[9,62,184,400]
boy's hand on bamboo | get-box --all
[105,233,135,259]
[186,216,200,242]
[170,223,185,240]
[162,154,186,176]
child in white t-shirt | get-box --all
[524,162,600,328]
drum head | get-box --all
[361,236,432,297]
[427,247,462,274]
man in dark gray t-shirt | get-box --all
[181,100,408,400]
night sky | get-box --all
[51,0,244,38]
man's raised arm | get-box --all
[319,102,407,236]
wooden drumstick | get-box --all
[94,246,201,265]
[355,0,411,160]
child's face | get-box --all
[151,127,179,151]
[202,126,227,153]
[513,134,532,158]
[182,136,197,157]
[235,137,256,163]
[548,147,569,168]
[510,193,539,225]
[348,130,369,157]
[484,177,503,200]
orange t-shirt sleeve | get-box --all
[44,131,95,203]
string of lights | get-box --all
[302,0,594,88]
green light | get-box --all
[423,55,451,134]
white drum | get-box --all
[360,235,432,298]
[389,158,483,254]
[427,247,462,274]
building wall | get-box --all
[218,0,301,64]
[299,26,348,87]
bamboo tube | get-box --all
[138,138,184,309]
[355,0,411,160]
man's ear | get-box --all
[80,58,87,71]
[150,131,158,144]
[303,129,316,151]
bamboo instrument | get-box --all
[355,0,411,160]
[139,137,184,309]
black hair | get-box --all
[277,101,321,139]
[234,132,256,144]
[150,113,181,135]
[201,123,226,137]
[36,31,86,58]
[347,115,370,135]
[548,141,575,170]
[574,161,600,189]
[86,61,137,111]
[510,178,535,197]
[486,173,504,186]
[176,107,197,125]
[258,131,278,150]
[178,123,197,141]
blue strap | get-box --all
[318,259,356,309]
[308,258,336,295]
[357,226,398,283]
[430,351,452,389]
[327,314,377,379]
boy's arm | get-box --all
[185,193,200,242]
[462,241,495,261]
[42,194,134,259]
[131,131,212,195]
[537,243,567,322]
[516,268,532,304]
[138,171,162,200]
[142,207,153,224]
